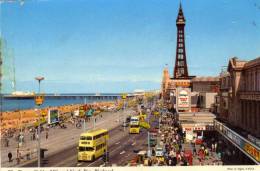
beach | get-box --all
[0,101,117,133]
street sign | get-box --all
[35,95,44,105]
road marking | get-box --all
[115,141,120,144]
[120,150,125,154]
[110,145,122,153]
[77,163,83,166]
[86,158,101,167]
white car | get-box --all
[155,147,164,157]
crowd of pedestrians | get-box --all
[135,104,223,166]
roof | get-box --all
[176,2,185,24]
[192,76,220,82]
[80,129,108,136]
[244,57,260,69]
[228,57,247,72]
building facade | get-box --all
[218,57,260,138]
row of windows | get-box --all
[244,69,260,91]
[93,132,108,140]
[241,101,260,131]
[220,76,231,89]
[96,143,106,151]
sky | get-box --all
[1,0,260,93]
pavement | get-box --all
[1,108,133,167]
[180,143,222,166]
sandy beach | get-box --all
[0,101,117,132]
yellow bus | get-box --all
[77,129,109,161]
[129,124,140,134]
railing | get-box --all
[214,119,260,164]
[1,148,38,167]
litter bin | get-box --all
[40,148,48,159]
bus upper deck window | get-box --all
[86,136,92,140]
[80,136,92,140]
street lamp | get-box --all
[35,76,44,167]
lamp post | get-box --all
[35,76,44,167]
[123,99,126,131]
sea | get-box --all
[0,94,121,112]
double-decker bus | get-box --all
[129,116,140,134]
[129,124,140,134]
[77,129,109,161]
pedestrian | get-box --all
[214,142,218,152]
[179,144,182,151]
[211,143,215,152]
[199,158,202,165]
[5,138,9,147]
[32,132,35,141]
[8,152,12,162]
[205,148,209,156]
[193,147,197,156]
[46,131,48,139]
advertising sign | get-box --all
[214,119,260,164]
[48,109,59,124]
[244,143,260,162]
[177,88,191,110]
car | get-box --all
[155,147,164,157]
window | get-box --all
[178,49,183,53]
[80,136,92,140]
[78,147,94,151]
[178,54,183,59]
[179,39,183,42]
[130,125,139,128]
[178,43,183,47]
[178,61,184,66]
[179,68,184,75]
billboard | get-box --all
[48,109,60,124]
[177,88,191,110]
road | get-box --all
[2,107,134,167]
[24,115,157,167]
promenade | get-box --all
[1,108,133,167]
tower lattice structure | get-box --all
[174,3,189,79]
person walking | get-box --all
[193,147,197,156]
[5,138,9,147]
[8,152,12,162]
[46,131,48,140]
[211,143,215,152]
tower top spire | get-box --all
[176,2,185,25]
